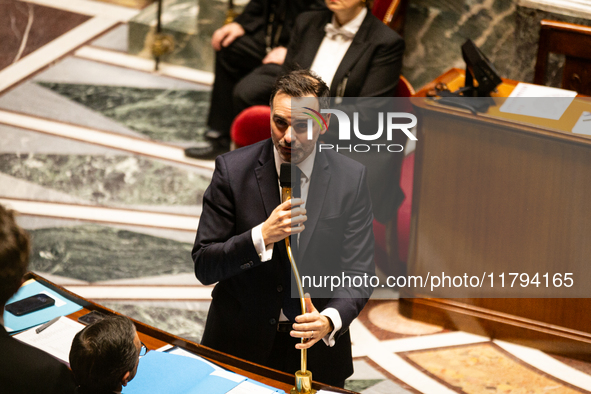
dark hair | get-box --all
[69,315,139,393]
[269,69,330,110]
[0,204,30,307]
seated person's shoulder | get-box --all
[367,13,404,45]
[1,336,76,393]
[295,9,332,26]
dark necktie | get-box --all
[283,166,302,321]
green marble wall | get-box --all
[38,83,210,143]
[0,153,208,206]
[28,224,194,281]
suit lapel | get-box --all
[254,140,289,264]
[299,12,332,69]
[255,140,280,218]
[299,150,330,260]
[330,12,374,96]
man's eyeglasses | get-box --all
[139,342,149,357]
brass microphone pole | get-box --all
[280,164,315,394]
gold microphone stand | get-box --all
[282,186,315,394]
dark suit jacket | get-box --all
[284,9,405,97]
[192,139,374,382]
[0,325,77,394]
[235,0,325,48]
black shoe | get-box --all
[184,140,230,160]
[204,130,226,142]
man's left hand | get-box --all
[262,46,287,65]
[291,295,334,349]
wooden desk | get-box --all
[25,272,354,394]
[400,69,591,359]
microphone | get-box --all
[279,163,312,391]
[280,163,293,203]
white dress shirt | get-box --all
[251,147,342,346]
[310,7,367,87]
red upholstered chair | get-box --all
[371,0,409,36]
[371,76,415,276]
[396,75,415,97]
[230,105,271,149]
[397,151,414,263]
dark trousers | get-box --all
[207,29,268,135]
[233,63,283,116]
[262,331,346,389]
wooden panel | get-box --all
[534,20,591,95]
[399,298,591,361]
[409,108,591,298]
[26,273,354,394]
[402,69,591,358]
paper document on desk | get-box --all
[14,316,85,363]
[226,380,282,393]
[163,346,225,371]
[500,83,577,120]
[572,111,591,135]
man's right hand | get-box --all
[211,22,246,51]
[261,199,307,246]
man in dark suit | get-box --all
[0,204,77,394]
[185,0,325,159]
[192,70,374,387]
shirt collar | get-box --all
[330,7,367,36]
[273,145,316,182]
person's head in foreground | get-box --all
[69,315,143,394]
[269,69,331,164]
[0,204,30,312]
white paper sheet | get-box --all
[226,380,276,394]
[572,111,591,135]
[500,82,577,120]
[14,316,85,363]
[164,346,225,371]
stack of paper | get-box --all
[13,316,85,363]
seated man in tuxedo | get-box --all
[0,204,77,394]
[69,315,144,394]
[192,69,374,387]
[184,0,324,159]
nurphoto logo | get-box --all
[304,107,417,153]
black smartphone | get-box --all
[5,294,55,316]
[78,310,105,325]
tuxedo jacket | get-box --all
[0,325,77,394]
[192,139,374,382]
[284,9,405,97]
[234,0,325,48]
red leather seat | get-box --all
[230,105,272,149]
[397,151,414,263]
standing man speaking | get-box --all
[192,70,374,388]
